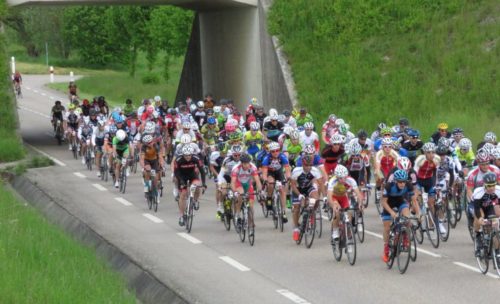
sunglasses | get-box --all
[486,184,496,188]
[411,136,419,139]
[271,150,280,153]
[396,180,406,184]
[233,154,241,157]
[439,129,447,132]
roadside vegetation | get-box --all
[0,181,136,303]
[269,0,500,143]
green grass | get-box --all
[269,0,500,145]
[0,181,136,303]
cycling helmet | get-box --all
[116,129,127,141]
[250,121,260,131]
[476,150,490,164]
[144,122,156,134]
[436,145,448,156]
[229,132,240,140]
[483,143,496,155]
[344,142,352,154]
[394,169,408,182]
[270,114,279,121]
[206,109,214,115]
[170,108,177,115]
[55,100,62,105]
[240,154,251,163]
[357,129,368,139]
[114,106,122,114]
[392,139,401,150]
[483,172,497,186]
[399,118,409,126]
[111,111,121,122]
[217,142,226,151]
[397,157,412,171]
[207,117,216,125]
[484,132,497,143]
[339,124,349,135]
[452,127,464,135]
[330,134,344,145]
[303,144,315,154]
[491,148,500,160]
[68,103,76,110]
[268,142,280,151]
[381,127,392,136]
[142,134,154,144]
[422,142,436,152]
[438,137,450,148]
[459,138,472,150]
[146,105,155,114]
[407,129,420,138]
[335,118,345,126]
[115,116,124,124]
[225,122,236,133]
[328,114,337,122]
[97,119,105,127]
[290,130,300,140]
[283,126,294,136]
[304,122,314,130]
[250,97,259,106]
[89,109,97,116]
[231,144,243,154]
[196,101,204,108]
[191,122,199,131]
[378,122,387,131]
[269,108,278,117]
[180,134,192,144]
[74,108,82,116]
[350,142,362,155]
[437,123,448,130]
[182,145,194,156]
[190,104,197,112]
[334,164,349,178]
[109,125,118,134]
[381,137,393,146]
[283,110,291,117]
[213,106,221,113]
[182,122,191,129]
[154,95,161,102]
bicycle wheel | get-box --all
[397,228,411,274]
[315,206,323,238]
[448,199,457,229]
[239,209,246,242]
[72,142,78,159]
[425,212,439,248]
[305,210,316,248]
[103,157,108,182]
[153,189,158,213]
[491,234,500,277]
[414,223,424,245]
[356,210,365,243]
[363,188,370,208]
[439,207,450,242]
[296,213,305,245]
[147,192,153,210]
[345,223,357,266]
[331,227,342,261]
[274,196,283,232]
[86,150,92,171]
[223,199,232,231]
[248,207,255,246]
[375,199,383,216]
[120,168,127,194]
[475,236,489,274]
[260,196,269,218]
[410,228,417,262]
[186,197,194,233]
[386,242,396,269]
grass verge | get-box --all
[0,180,136,303]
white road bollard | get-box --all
[70,71,74,82]
[49,66,54,83]
[11,57,15,74]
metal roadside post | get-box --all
[50,66,54,83]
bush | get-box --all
[141,73,160,84]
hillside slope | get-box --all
[269,0,499,143]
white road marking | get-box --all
[18,105,51,118]
[142,213,164,223]
[219,256,251,271]
[276,289,311,304]
[365,229,442,258]
[73,172,86,178]
[26,87,31,90]
[92,183,107,191]
[177,232,202,244]
[49,96,55,99]
[41,93,46,96]
[453,262,499,279]
[115,197,132,206]
[33,89,38,93]
[24,143,66,166]
[322,215,329,220]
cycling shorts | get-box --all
[292,185,318,205]
[268,169,285,183]
[417,177,436,197]
[331,195,350,209]
[381,200,409,222]
[144,159,160,172]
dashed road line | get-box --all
[26,86,31,90]
[41,93,46,96]
[33,89,38,93]
[219,256,251,271]
[142,213,164,223]
[73,172,86,178]
[18,105,51,118]
[92,183,107,191]
[177,232,202,244]
[115,197,132,206]
[24,143,66,166]
[453,262,498,279]
[276,289,311,304]
[49,96,55,99]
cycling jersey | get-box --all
[261,153,289,172]
[66,112,79,129]
[174,155,204,188]
[328,175,358,209]
[291,166,321,190]
[231,163,258,185]
[201,124,219,145]
[467,166,500,189]
[141,142,160,160]
[381,181,414,221]
[263,121,284,142]
[282,139,302,160]
[299,130,320,152]
[321,145,345,175]
[127,119,141,136]
[78,124,93,140]
[473,186,500,218]
[112,136,129,151]
[402,140,423,164]
[322,122,337,142]
[209,151,224,173]
[414,154,440,180]
[296,154,323,167]
[375,149,399,178]
[455,147,475,168]
[295,114,314,127]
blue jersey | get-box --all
[262,153,289,171]
[296,154,323,167]
[383,181,414,205]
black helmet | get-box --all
[483,172,497,186]
[240,154,251,163]
[283,110,291,117]
[436,145,448,156]
[399,118,409,126]
[206,108,214,115]
[125,98,132,105]
[55,100,61,105]
[357,129,368,139]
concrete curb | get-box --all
[9,174,188,304]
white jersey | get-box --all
[284,117,297,128]
[299,130,319,147]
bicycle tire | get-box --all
[410,228,417,262]
[72,143,78,159]
[397,228,411,274]
[248,207,255,246]
[449,199,457,228]
[103,157,108,182]
[475,236,489,274]
[315,206,323,238]
[239,209,246,242]
[491,233,500,277]
[153,190,158,213]
[439,206,450,242]
[120,168,127,194]
[356,210,365,243]
[223,199,232,231]
[345,223,356,266]
[331,227,342,262]
[386,241,396,269]
[304,210,316,248]
[375,199,383,216]
[186,197,194,233]
[363,188,370,208]
[414,223,424,244]
[296,213,305,245]
[425,212,440,248]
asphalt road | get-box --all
[16,75,500,304]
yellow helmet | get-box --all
[437,122,448,130]
[68,103,76,110]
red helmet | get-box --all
[225,121,236,133]
[82,99,89,106]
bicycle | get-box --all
[360,184,372,208]
[220,187,234,231]
[269,181,285,232]
[331,208,357,265]
[296,196,318,248]
[131,145,140,174]
[234,192,256,246]
[350,196,365,243]
[145,169,159,212]
[85,146,93,171]
[475,215,500,276]
[119,158,127,194]
[100,153,109,182]
[419,191,440,248]
[14,82,22,98]
[386,216,412,274]
[434,186,450,242]
[54,119,64,146]
[183,181,204,233]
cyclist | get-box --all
[217,145,244,210]
[450,128,464,149]
[92,119,106,177]
[112,129,131,188]
[374,137,399,201]
[300,122,320,153]
[231,154,262,233]
[381,169,414,262]
[140,134,165,195]
[123,99,135,117]
[430,122,451,145]
[345,142,369,189]
[12,70,22,93]
[51,100,65,133]
[253,105,267,128]
[373,127,394,152]
[200,117,219,149]
[321,134,346,176]
[78,116,94,165]
[327,164,363,242]
[211,142,227,216]
[263,114,284,142]
[282,110,297,128]
[295,108,314,128]
[282,129,302,167]
[65,103,80,151]
[402,129,423,166]
[466,151,500,201]
[321,114,338,144]
[193,101,207,127]
[290,154,322,241]
[68,81,78,100]
[477,132,497,151]
[370,122,387,143]
[261,141,291,223]
[244,122,263,160]
[414,142,441,218]
[174,145,206,226]
[204,93,215,109]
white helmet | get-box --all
[116,129,127,141]
[268,142,280,151]
[270,114,279,121]
[144,122,156,134]
[278,114,285,122]
[344,142,352,154]
[334,164,349,178]
[335,118,345,126]
[191,122,199,131]
[190,104,197,112]
[330,134,344,145]
[269,108,278,117]
[397,157,412,171]
[290,130,300,140]
[250,121,260,131]
[180,134,192,144]
[422,142,436,152]
[484,131,497,143]
[154,95,161,102]
[492,148,500,160]
[304,122,314,130]
[381,137,393,146]
[182,122,191,129]
[350,142,362,155]
[459,138,472,150]
[303,144,315,154]
[283,126,294,135]
[182,145,194,156]
[142,134,154,144]
[196,101,204,108]
[483,143,496,155]
[213,106,221,113]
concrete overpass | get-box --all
[7,0,297,111]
